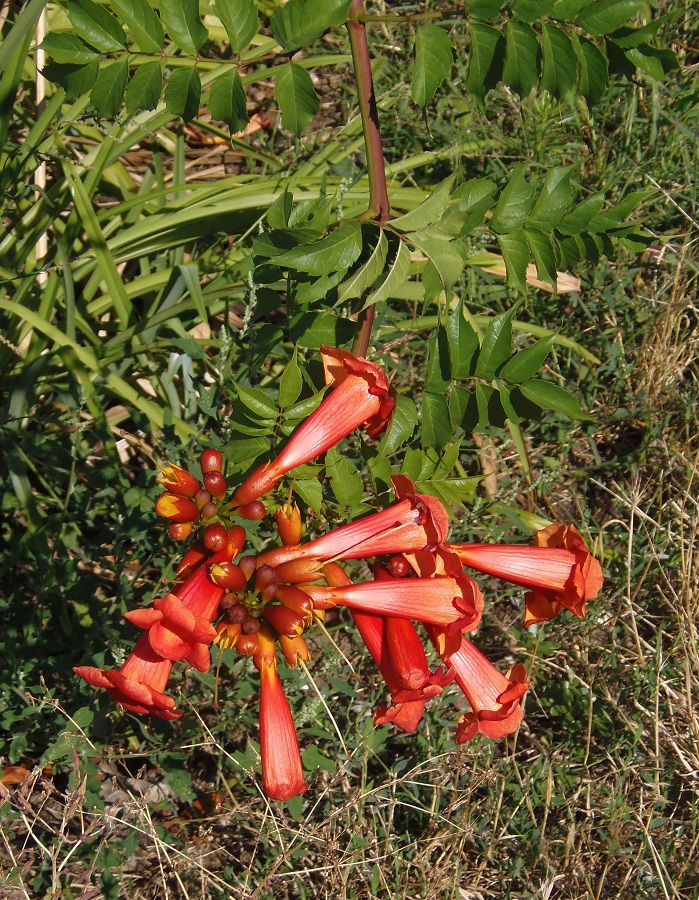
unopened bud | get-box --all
[226,602,248,623]
[158,464,201,498]
[276,585,313,618]
[169,522,194,541]
[236,633,260,657]
[255,564,277,591]
[264,604,306,637]
[238,556,256,580]
[275,503,302,545]
[242,616,261,635]
[321,561,352,587]
[156,493,200,524]
[204,523,228,552]
[200,448,223,475]
[387,554,411,578]
[237,501,266,521]
[279,633,311,667]
[209,562,247,591]
[204,471,227,500]
[275,557,321,584]
[194,488,211,509]
[201,500,218,520]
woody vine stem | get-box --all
[347,0,390,358]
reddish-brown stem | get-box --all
[347,0,389,357]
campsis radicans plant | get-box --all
[75,347,603,802]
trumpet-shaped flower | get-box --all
[434,633,529,742]
[256,631,307,801]
[446,524,603,625]
[302,573,481,635]
[257,486,448,570]
[74,634,181,720]
[233,347,394,505]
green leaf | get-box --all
[336,229,388,303]
[524,228,557,289]
[363,238,411,309]
[224,437,271,469]
[408,231,465,291]
[111,0,164,53]
[572,34,609,103]
[164,66,201,121]
[278,349,303,408]
[271,222,362,276]
[379,395,418,455]
[466,0,504,18]
[274,62,320,136]
[391,176,456,233]
[475,307,515,380]
[556,191,605,234]
[465,22,505,100]
[209,68,249,132]
[125,60,163,114]
[541,23,576,97]
[289,311,354,349]
[511,0,555,20]
[42,58,99,99]
[421,392,452,451]
[89,57,128,118]
[160,0,207,53]
[236,385,278,419]
[214,0,258,53]
[551,0,588,16]
[519,379,590,418]
[267,191,293,229]
[271,0,352,52]
[447,306,480,379]
[294,478,324,515]
[490,163,535,234]
[41,33,99,65]
[326,448,364,508]
[587,190,651,231]
[476,382,508,429]
[68,0,126,52]
[295,268,348,306]
[623,43,678,80]
[528,167,572,232]
[425,329,451,393]
[499,335,555,384]
[576,0,644,35]
[502,20,540,97]
[496,231,530,293]
[452,177,498,233]
[411,24,453,107]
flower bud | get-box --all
[225,602,249,623]
[279,634,311,667]
[204,471,227,500]
[168,522,194,541]
[238,501,266,521]
[156,493,200,523]
[209,562,247,591]
[387,555,411,578]
[158,464,201,498]
[274,557,321,584]
[200,448,223,475]
[275,503,302,545]
[236,633,260,657]
[255,564,277,592]
[238,555,256,581]
[204,523,228,552]
[264,604,306,637]
[276,585,313,618]
[242,616,261,635]
[321,561,352,588]
[228,525,247,556]
[177,539,208,579]
[215,621,241,650]
[201,501,218,521]
[194,488,211,509]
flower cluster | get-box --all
[75,346,603,801]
